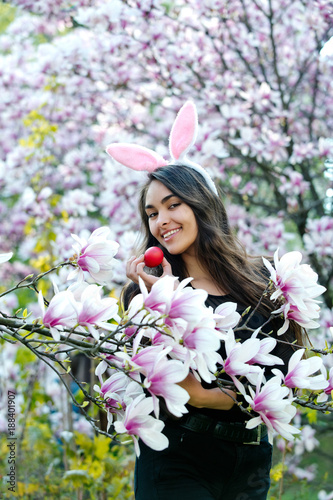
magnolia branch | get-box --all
[1,308,331,421]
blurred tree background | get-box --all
[0,0,332,498]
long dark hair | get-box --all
[124,164,306,346]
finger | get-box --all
[126,256,136,278]
[127,255,149,284]
[126,256,142,282]
[161,257,173,275]
[136,261,148,277]
[126,256,135,268]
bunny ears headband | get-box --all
[106,101,218,195]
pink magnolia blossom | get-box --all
[244,371,301,441]
[121,345,189,418]
[94,371,143,426]
[273,301,322,335]
[170,317,222,384]
[273,348,328,391]
[131,278,222,380]
[140,275,176,315]
[264,249,326,308]
[144,319,222,385]
[125,291,168,346]
[304,217,333,264]
[136,280,223,383]
[294,425,319,455]
[38,290,77,341]
[68,283,119,340]
[113,394,169,456]
[263,249,326,334]
[68,226,119,284]
[126,277,176,331]
[278,169,310,197]
[138,276,209,330]
[288,464,316,482]
[167,278,209,327]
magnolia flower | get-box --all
[38,290,77,341]
[317,367,333,402]
[167,278,209,327]
[143,357,189,419]
[140,275,176,315]
[68,226,119,284]
[94,371,143,426]
[288,464,316,482]
[138,276,209,330]
[128,278,224,386]
[294,425,319,455]
[68,282,119,340]
[139,287,223,384]
[114,394,169,456]
[222,331,262,392]
[273,349,328,391]
[125,277,174,328]
[214,301,240,334]
[273,301,321,335]
[171,317,222,383]
[244,371,301,441]
[318,490,333,500]
[263,249,326,334]
[248,334,284,367]
[0,252,13,264]
[94,341,123,378]
[120,345,189,418]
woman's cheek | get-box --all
[149,221,159,240]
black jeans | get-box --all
[134,421,272,500]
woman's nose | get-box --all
[157,210,169,226]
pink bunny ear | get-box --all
[169,100,198,161]
[106,143,168,172]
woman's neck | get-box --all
[181,253,227,295]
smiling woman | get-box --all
[120,162,307,500]
[108,102,307,500]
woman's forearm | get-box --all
[178,373,236,411]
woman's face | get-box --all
[145,180,198,256]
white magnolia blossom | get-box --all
[0,252,13,264]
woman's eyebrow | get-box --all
[145,194,176,210]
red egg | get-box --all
[144,247,164,267]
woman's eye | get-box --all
[170,203,180,209]
[147,212,157,219]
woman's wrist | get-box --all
[179,373,236,411]
[197,387,236,411]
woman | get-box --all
[107,102,305,500]
[122,164,304,500]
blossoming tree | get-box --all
[0,0,333,496]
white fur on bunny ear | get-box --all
[106,143,168,172]
[169,100,198,161]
